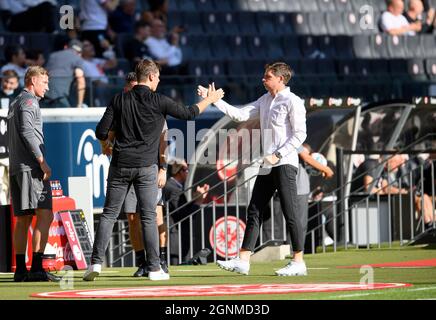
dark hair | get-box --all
[125,72,137,83]
[1,69,19,81]
[134,21,150,33]
[135,59,160,82]
[5,45,24,62]
[264,62,293,84]
[25,49,44,61]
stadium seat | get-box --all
[274,13,295,35]
[244,58,267,76]
[215,12,240,35]
[290,13,311,35]
[237,12,259,35]
[167,0,179,11]
[182,12,204,34]
[353,35,372,58]
[386,35,407,59]
[420,35,436,58]
[226,59,247,82]
[334,36,355,59]
[282,35,303,59]
[317,0,336,12]
[370,59,390,80]
[224,83,249,104]
[202,12,222,34]
[405,35,424,58]
[316,59,337,82]
[337,59,357,80]
[354,59,372,80]
[227,35,251,59]
[425,58,436,80]
[178,0,197,11]
[370,34,390,58]
[246,35,268,59]
[256,12,276,35]
[214,0,236,11]
[299,36,321,59]
[307,13,328,36]
[265,35,285,60]
[187,60,209,83]
[209,35,232,59]
[195,0,216,11]
[241,0,268,12]
[326,13,347,35]
[180,35,212,61]
[334,0,352,12]
[266,0,301,12]
[406,58,428,82]
[167,11,183,31]
[351,0,371,12]
[367,0,386,12]
[300,0,319,11]
[299,59,318,81]
[342,12,362,35]
[317,35,337,59]
[206,59,227,87]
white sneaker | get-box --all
[217,257,250,275]
[83,264,101,281]
[275,260,307,276]
[148,267,170,281]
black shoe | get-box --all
[133,265,149,277]
[26,270,61,282]
[160,259,169,273]
[13,271,28,282]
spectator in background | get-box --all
[43,40,86,108]
[404,0,435,33]
[164,158,210,265]
[1,45,27,87]
[145,18,183,75]
[380,0,421,35]
[82,40,118,107]
[142,0,168,24]
[6,0,57,33]
[25,49,46,67]
[109,0,137,33]
[0,69,19,109]
[124,21,153,69]
[80,0,119,57]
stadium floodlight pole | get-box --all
[367,104,415,193]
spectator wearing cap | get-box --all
[42,40,86,108]
[163,158,210,264]
[0,69,20,109]
[380,0,422,35]
[404,0,435,33]
[1,45,27,87]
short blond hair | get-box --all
[24,66,49,86]
[135,59,161,82]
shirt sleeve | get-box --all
[18,102,43,159]
[160,94,199,120]
[96,96,116,140]
[214,98,261,122]
[276,96,307,156]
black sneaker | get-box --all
[133,265,149,277]
[13,271,28,282]
[26,270,61,282]
[160,259,169,274]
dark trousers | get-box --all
[91,165,160,270]
[242,164,305,253]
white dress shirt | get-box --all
[380,11,415,35]
[214,86,306,169]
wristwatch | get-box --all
[274,151,282,160]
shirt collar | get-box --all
[268,86,290,99]
[23,88,41,101]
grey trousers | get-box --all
[91,165,160,270]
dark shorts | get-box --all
[122,184,164,214]
[10,169,52,216]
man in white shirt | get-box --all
[380,0,422,35]
[198,62,308,276]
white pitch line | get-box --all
[407,286,436,292]
[332,286,436,299]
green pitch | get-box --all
[1,244,435,300]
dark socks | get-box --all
[30,252,44,272]
[135,250,146,267]
[15,254,27,273]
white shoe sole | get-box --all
[216,262,249,275]
[148,274,170,281]
[83,271,100,281]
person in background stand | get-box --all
[1,70,20,109]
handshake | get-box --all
[198,83,224,101]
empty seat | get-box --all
[226,59,247,82]
[300,0,319,11]
[282,35,303,59]
[246,35,268,59]
[178,0,197,11]
[351,0,370,12]
[421,35,436,58]
[241,0,268,11]
[370,59,390,80]
[334,0,352,12]
[209,35,232,59]
[214,0,236,11]
[180,35,212,61]
[406,58,428,81]
[343,12,362,35]
[317,0,336,12]
[326,12,346,35]
[265,35,285,60]
[290,13,311,35]
[299,59,318,79]
[316,59,337,81]
[334,36,355,59]
[167,11,183,31]
[266,0,301,12]
[299,36,321,58]
[425,58,436,80]
[244,58,267,76]
[337,59,357,80]
[386,35,407,59]
[202,12,222,34]
[206,59,227,87]
[352,35,372,58]
[167,0,179,11]
[187,60,209,83]
[237,12,259,35]
[216,12,240,35]
[256,12,276,35]
[405,35,424,58]
[317,35,337,59]
[274,13,294,35]
[195,0,216,11]
[227,35,250,59]
[182,12,204,34]
[354,59,372,79]
[307,12,328,35]
[371,34,390,58]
